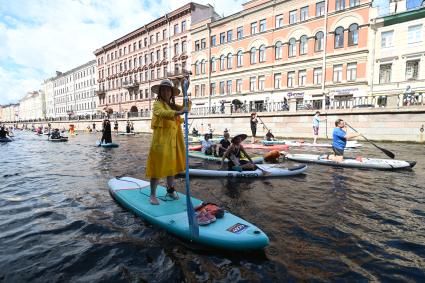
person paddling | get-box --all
[312,111,326,144]
[221,133,256,172]
[0,126,11,138]
[146,79,191,205]
[324,119,360,162]
[100,119,112,144]
[250,113,258,143]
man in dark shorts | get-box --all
[328,119,360,162]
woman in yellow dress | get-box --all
[146,79,190,205]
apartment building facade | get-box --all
[370,3,425,99]
[93,2,218,116]
[191,0,371,111]
[18,91,46,120]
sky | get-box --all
[0,0,245,105]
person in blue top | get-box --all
[312,111,326,144]
[328,119,360,162]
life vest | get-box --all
[195,202,225,218]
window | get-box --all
[251,22,257,35]
[195,85,200,97]
[174,24,179,34]
[220,55,225,70]
[211,57,216,72]
[156,32,160,42]
[259,19,266,32]
[335,27,344,48]
[333,64,343,82]
[316,1,325,16]
[275,41,282,59]
[300,35,308,55]
[237,26,243,39]
[195,40,200,51]
[287,71,295,87]
[236,79,242,93]
[200,39,206,49]
[237,50,243,67]
[182,41,187,53]
[157,68,161,79]
[408,25,422,44]
[379,64,392,83]
[195,61,200,75]
[258,76,265,91]
[381,31,393,48]
[406,60,419,80]
[313,68,322,85]
[163,47,167,59]
[156,50,161,61]
[220,81,225,94]
[348,24,359,45]
[288,38,296,57]
[227,53,233,69]
[276,15,283,28]
[336,0,345,11]
[201,84,206,97]
[201,60,206,74]
[227,30,233,42]
[163,29,167,39]
[250,77,256,91]
[347,63,357,81]
[250,47,257,64]
[226,80,232,94]
[211,35,216,46]
[300,6,308,21]
[349,0,360,7]
[259,45,266,62]
[174,43,179,56]
[274,73,281,89]
[289,10,297,24]
[298,70,306,86]
[220,32,225,44]
[210,83,216,96]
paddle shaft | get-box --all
[183,78,199,238]
[257,116,269,131]
[346,123,395,159]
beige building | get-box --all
[370,2,425,104]
[94,2,218,116]
[1,104,20,122]
[18,91,46,121]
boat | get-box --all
[262,140,362,148]
[188,164,307,177]
[108,177,269,250]
[284,153,416,170]
[189,150,263,163]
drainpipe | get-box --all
[370,20,377,96]
[207,23,212,113]
[321,0,329,110]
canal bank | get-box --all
[4,107,425,142]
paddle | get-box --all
[257,116,269,131]
[182,76,199,239]
[346,123,395,159]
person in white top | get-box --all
[201,134,218,156]
[312,111,326,144]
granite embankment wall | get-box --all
[5,107,425,143]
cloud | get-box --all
[0,0,245,105]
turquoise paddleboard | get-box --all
[108,177,269,250]
[97,141,119,148]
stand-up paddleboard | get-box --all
[0,137,12,143]
[118,132,136,135]
[284,153,416,170]
[242,143,289,150]
[96,141,119,148]
[49,137,68,142]
[108,177,269,250]
[189,145,202,151]
[188,164,307,177]
[189,150,263,164]
[263,140,362,148]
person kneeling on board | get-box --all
[202,133,218,156]
[221,133,256,172]
[265,129,275,141]
[218,131,231,157]
[146,79,191,205]
[322,119,360,162]
[50,129,62,139]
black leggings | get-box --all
[251,127,257,137]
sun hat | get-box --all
[151,79,180,96]
[231,133,248,143]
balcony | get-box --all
[122,81,140,89]
[166,69,191,80]
[95,89,106,96]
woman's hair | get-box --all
[157,86,177,110]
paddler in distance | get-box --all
[146,78,191,205]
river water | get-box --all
[0,131,424,282]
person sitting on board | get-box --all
[221,133,256,172]
[192,127,199,137]
[201,133,218,156]
[207,124,214,139]
[265,129,275,141]
[218,131,231,157]
[50,129,61,139]
[323,119,360,162]
[146,78,191,205]
[100,119,112,144]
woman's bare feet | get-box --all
[150,196,160,205]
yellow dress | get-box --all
[146,100,190,178]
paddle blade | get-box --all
[379,146,395,159]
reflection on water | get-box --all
[0,131,424,282]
